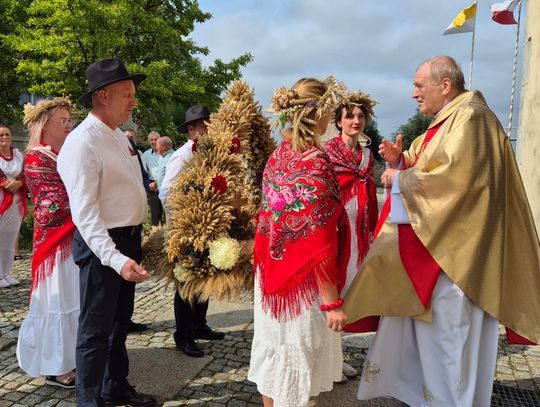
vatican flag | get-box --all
[444,3,477,35]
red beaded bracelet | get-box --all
[320,298,344,311]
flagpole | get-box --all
[507,0,522,137]
[469,0,478,89]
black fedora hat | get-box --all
[79,58,147,105]
[176,105,211,133]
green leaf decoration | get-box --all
[279,111,287,127]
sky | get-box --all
[189,0,528,140]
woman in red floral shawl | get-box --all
[324,91,380,379]
[16,98,78,389]
[248,77,350,407]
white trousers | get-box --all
[358,273,499,407]
[0,194,23,280]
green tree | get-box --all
[0,0,26,124]
[393,109,431,151]
[2,0,252,133]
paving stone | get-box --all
[3,252,540,406]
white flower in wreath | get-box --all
[208,236,241,270]
[173,264,187,282]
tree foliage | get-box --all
[1,0,252,133]
[393,109,431,151]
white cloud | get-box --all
[192,0,527,138]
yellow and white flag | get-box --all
[444,3,477,35]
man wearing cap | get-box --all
[159,105,225,357]
[58,58,156,407]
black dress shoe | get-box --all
[128,320,148,333]
[194,326,225,340]
[176,339,204,357]
[103,386,157,406]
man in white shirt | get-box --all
[160,105,224,358]
[143,131,164,227]
[58,58,156,407]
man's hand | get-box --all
[120,259,150,283]
[326,307,347,332]
[381,168,400,189]
[379,134,403,168]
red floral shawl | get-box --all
[325,136,378,264]
[24,146,75,294]
[254,141,350,320]
[0,149,27,217]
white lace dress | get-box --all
[248,275,342,407]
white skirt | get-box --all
[357,272,499,407]
[248,275,342,407]
[0,193,23,278]
[17,248,80,377]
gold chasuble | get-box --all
[344,91,540,343]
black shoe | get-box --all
[176,339,204,357]
[103,386,157,406]
[128,320,148,333]
[194,326,225,341]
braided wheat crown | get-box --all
[23,97,73,127]
[270,76,346,136]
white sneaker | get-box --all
[342,361,358,378]
[0,278,10,288]
[4,276,20,286]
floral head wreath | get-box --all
[336,91,378,120]
[270,76,346,137]
[23,97,73,127]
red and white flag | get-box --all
[490,0,519,25]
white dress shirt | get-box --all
[58,113,148,274]
[159,140,194,204]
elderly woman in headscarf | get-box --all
[16,97,79,389]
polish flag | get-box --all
[490,0,519,25]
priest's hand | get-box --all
[381,168,400,189]
[379,134,403,168]
[120,259,151,283]
[326,308,347,332]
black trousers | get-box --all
[147,190,164,226]
[173,291,209,343]
[72,227,141,407]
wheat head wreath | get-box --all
[142,81,276,302]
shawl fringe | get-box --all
[257,245,339,321]
[31,229,74,294]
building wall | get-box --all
[517,0,540,230]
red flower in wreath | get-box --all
[211,175,227,194]
[230,137,241,153]
[192,139,198,153]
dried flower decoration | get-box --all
[230,137,241,153]
[23,97,73,127]
[211,175,228,194]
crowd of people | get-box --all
[1,54,540,407]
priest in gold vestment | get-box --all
[346,56,540,407]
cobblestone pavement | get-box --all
[1,255,540,406]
